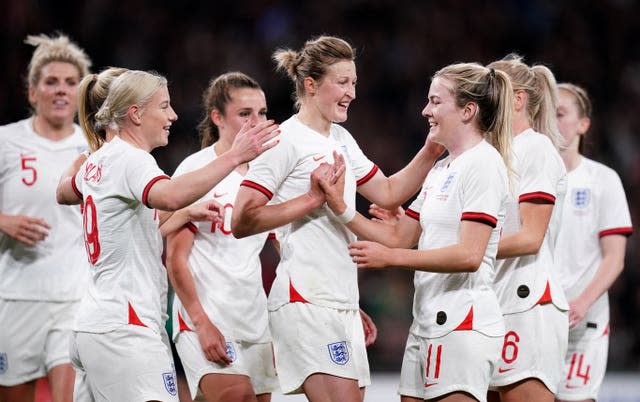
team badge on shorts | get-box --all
[327,341,349,365]
[162,371,177,396]
[226,342,237,362]
[572,188,590,208]
[0,353,7,374]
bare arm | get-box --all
[497,202,553,259]
[568,234,627,328]
[159,201,223,237]
[232,162,341,238]
[350,220,493,273]
[56,152,88,205]
[357,138,444,209]
[166,228,232,365]
[147,120,279,211]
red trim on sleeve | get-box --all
[599,227,633,238]
[461,212,497,228]
[289,279,309,303]
[142,175,170,208]
[519,191,556,204]
[356,165,379,186]
[268,232,276,240]
[177,311,192,332]
[127,302,148,327]
[71,172,83,199]
[537,281,552,305]
[185,222,198,234]
[454,307,474,331]
[240,180,273,200]
[603,323,610,336]
[405,209,420,221]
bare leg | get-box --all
[302,373,361,402]
[499,378,554,402]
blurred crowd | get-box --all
[2,0,638,371]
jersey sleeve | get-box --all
[72,162,85,199]
[460,158,506,228]
[242,138,295,200]
[338,127,378,186]
[597,168,633,238]
[406,178,430,221]
[517,140,565,204]
[124,149,169,207]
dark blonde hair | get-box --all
[197,72,262,149]
[558,82,592,154]
[434,62,514,171]
[488,54,562,149]
[77,67,129,151]
[273,35,354,110]
[25,33,91,89]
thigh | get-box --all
[75,326,178,402]
[269,303,370,395]
[44,301,78,371]
[0,300,49,385]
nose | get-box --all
[421,103,431,118]
[169,106,178,122]
[347,83,356,100]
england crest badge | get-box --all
[0,353,7,374]
[327,341,349,365]
[572,188,590,209]
[162,371,177,396]
[226,342,237,362]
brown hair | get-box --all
[197,72,262,149]
[273,35,354,110]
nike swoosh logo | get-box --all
[214,192,227,198]
[313,155,326,161]
[424,382,438,388]
[498,367,514,373]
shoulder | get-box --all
[0,118,29,140]
[583,157,623,184]
[175,145,214,175]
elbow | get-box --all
[460,253,483,272]
[231,216,249,239]
[524,236,544,256]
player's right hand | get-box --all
[196,318,234,366]
[0,214,50,246]
[229,119,280,164]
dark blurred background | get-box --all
[2,0,638,372]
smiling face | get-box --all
[421,76,464,147]
[215,87,267,143]
[556,88,589,152]
[312,60,357,124]
[28,61,81,130]
[138,85,178,150]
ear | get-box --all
[577,117,591,136]
[461,101,477,123]
[210,109,223,128]
[128,104,143,126]
[303,77,317,96]
[28,86,37,107]
[514,89,527,112]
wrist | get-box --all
[335,206,356,224]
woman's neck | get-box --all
[296,105,331,137]
[560,148,582,172]
[32,114,75,141]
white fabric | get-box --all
[493,129,569,314]
[174,331,278,399]
[406,140,506,339]
[242,115,377,311]
[170,144,271,343]
[555,157,633,328]
[398,331,502,402]
[70,326,178,402]
[490,303,568,393]
[72,136,169,334]
[0,299,78,385]
[0,118,89,301]
[268,302,370,394]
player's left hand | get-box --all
[359,309,378,347]
[568,298,589,328]
[348,240,392,269]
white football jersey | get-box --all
[555,157,632,326]
[72,136,169,334]
[493,129,569,314]
[242,115,377,311]
[406,140,506,338]
[0,118,89,301]
[170,145,271,343]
